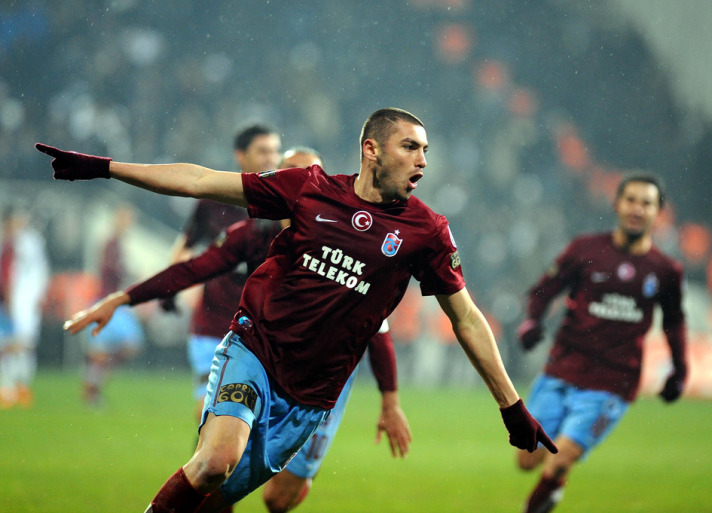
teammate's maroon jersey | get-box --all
[128,219,282,338]
[183,199,248,250]
[100,237,124,297]
[526,233,685,401]
[231,165,465,408]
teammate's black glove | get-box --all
[159,296,180,315]
[659,364,687,403]
[35,143,111,181]
[517,319,543,350]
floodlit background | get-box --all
[3,0,710,387]
[1,1,712,512]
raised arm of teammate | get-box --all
[436,288,558,454]
[63,221,250,336]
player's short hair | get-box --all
[233,123,279,151]
[616,170,666,209]
[279,146,324,167]
[360,108,424,160]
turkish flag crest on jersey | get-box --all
[381,232,403,257]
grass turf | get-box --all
[0,369,710,512]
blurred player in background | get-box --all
[66,147,412,513]
[37,107,555,513]
[515,171,687,513]
[166,123,281,267]
[83,205,145,406]
[0,206,50,408]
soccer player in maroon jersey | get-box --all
[167,123,282,267]
[515,172,687,513]
[64,147,412,513]
[37,107,556,513]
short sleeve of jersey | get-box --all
[418,218,465,296]
[242,166,316,220]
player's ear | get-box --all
[362,138,379,163]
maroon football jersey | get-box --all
[128,219,283,338]
[231,166,465,408]
[183,199,248,250]
[526,233,685,401]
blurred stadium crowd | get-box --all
[1,0,711,387]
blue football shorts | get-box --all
[187,334,221,400]
[285,366,358,478]
[526,374,629,456]
[201,331,328,504]
[0,306,14,340]
[87,306,145,352]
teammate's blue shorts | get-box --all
[187,334,221,400]
[0,306,14,340]
[526,374,629,456]
[87,306,145,352]
[285,366,358,478]
[201,332,328,504]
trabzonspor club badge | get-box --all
[381,231,403,257]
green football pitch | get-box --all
[1,369,710,512]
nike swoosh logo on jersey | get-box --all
[316,214,338,223]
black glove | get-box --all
[159,296,180,315]
[659,365,687,403]
[500,399,558,453]
[517,319,544,351]
[35,143,111,181]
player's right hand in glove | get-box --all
[500,399,558,454]
[159,296,181,315]
[658,364,687,403]
[35,143,112,181]
[517,318,543,350]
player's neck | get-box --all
[612,229,652,255]
[354,170,387,204]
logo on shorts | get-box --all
[258,170,276,178]
[217,383,258,412]
[381,232,403,257]
[352,211,373,231]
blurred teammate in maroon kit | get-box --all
[516,171,687,513]
[168,123,282,266]
[37,107,556,513]
[66,147,411,513]
[83,205,145,406]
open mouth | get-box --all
[408,173,423,189]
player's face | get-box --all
[614,181,660,239]
[235,133,282,173]
[280,151,323,169]
[373,121,428,202]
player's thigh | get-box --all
[263,469,308,506]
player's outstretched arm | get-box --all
[64,291,130,337]
[375,390,412,458]
[436,288,557,454]
[35,143,248,207]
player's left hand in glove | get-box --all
[500,399,558,453]
[35,143,112,181]
[659,364,687,403]
[159,296,181,315]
